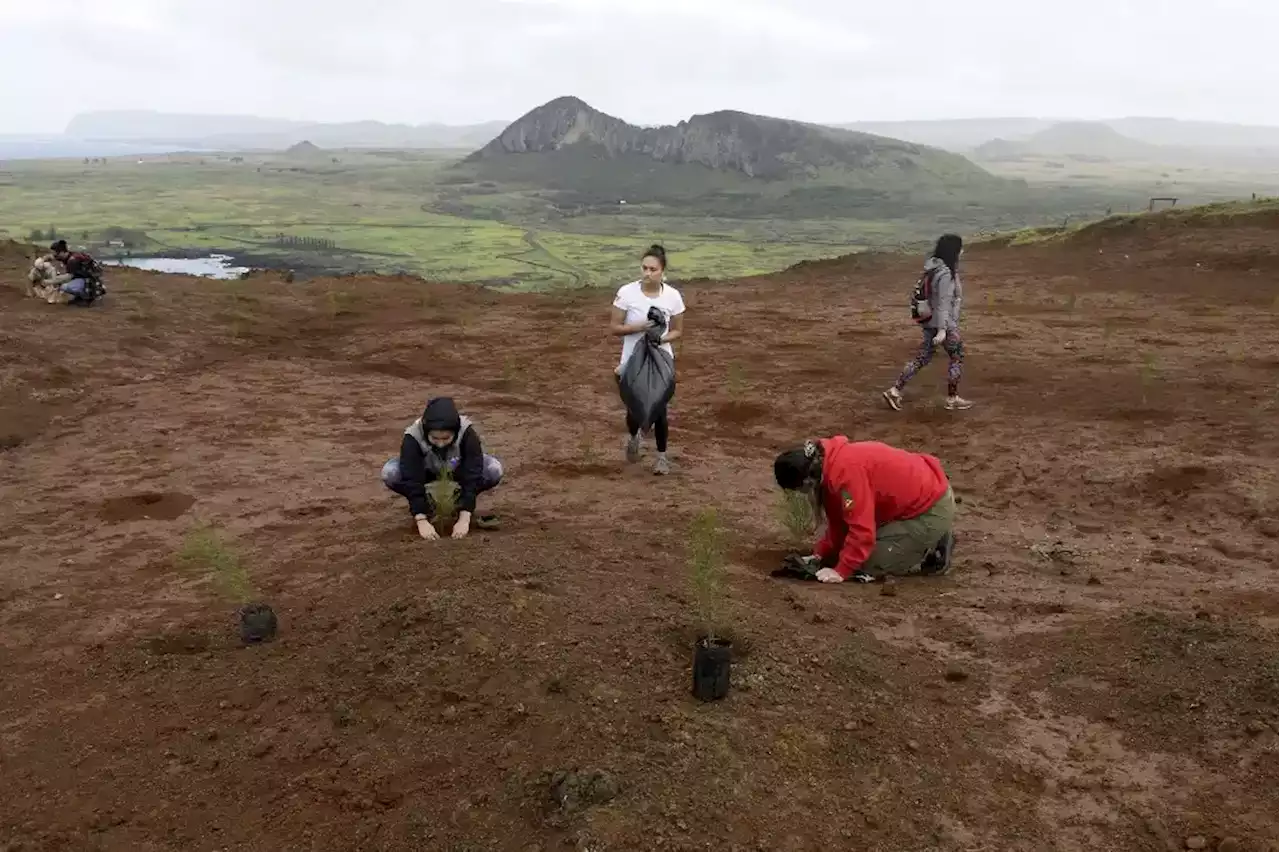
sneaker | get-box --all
[945,396,973,411]
[882,387,903,411]
[653,454,671,476]
[920,532,955,576]
[625,434,641,464]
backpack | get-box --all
[67,252,103,279]
[67,253,107,302]
[910,268,936,324]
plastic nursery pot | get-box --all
[238,602,278,644]
[691,636,733,702]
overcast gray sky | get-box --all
[2,0,1277,133]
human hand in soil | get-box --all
[451,511,471,540]
[815,568,844,584]
[415,516,439,541]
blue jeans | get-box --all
[60,278,87,297]
[380,455,503,504]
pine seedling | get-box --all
[687,508,727,642]
[428,467,459,532]
[778,489,816,544]
[726,361,746,402]
[178,523,254,604]
[1140,352,1158,404]
[579,430,598,465]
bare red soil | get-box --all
[0,209,1276,852]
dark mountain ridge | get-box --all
[467,96,1001,185]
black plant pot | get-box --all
[238,603,278,644]
[691,637,732,702]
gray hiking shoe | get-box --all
[945,396,974,411]
[653,453,671,476]
[882,387,904,411]
[625,434,642,463]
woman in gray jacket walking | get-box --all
[883,234,974,411]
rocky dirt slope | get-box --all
[0,209,1275,851]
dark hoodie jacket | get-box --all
[397,397,486,517]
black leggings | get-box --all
[627,407,669,452]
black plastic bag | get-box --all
[619,332,675,433]
[771,553,821,581]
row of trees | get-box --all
[275,234,336,249]
[29,226,147,247]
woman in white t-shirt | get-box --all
[608,244,686,475]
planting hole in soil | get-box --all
[738,546,793,575]
[239,603,278,644]
[98,491,195,523]
[692,636,732,702]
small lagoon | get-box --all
[110,255,250,280]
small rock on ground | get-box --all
[548,769,621,814]
[1183,836,1206,850]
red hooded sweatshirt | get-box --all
[813,438,950,578]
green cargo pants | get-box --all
[860,487,955,577]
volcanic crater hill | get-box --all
[466,95,1005,186]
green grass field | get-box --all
[0,152,870,289]
[1,147,1271,289]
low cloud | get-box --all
[0,0,1275,132]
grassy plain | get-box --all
[0,152,861,289]
[0,147,1272,289]
[979,154,1275,208]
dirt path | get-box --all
[0,213,1275,852]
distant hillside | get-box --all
[833,116,1278,157]
[284,140,323,157]
[974,121,1157,161]
[467,96,1002,184]
[962,118,1280,168]
[66,111,298,140]
[63,111,508,151]
[452,95,1015,222]
[1106,117,1278,150]
[833,118,1055,151]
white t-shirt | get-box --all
[613,280,686,372]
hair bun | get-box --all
[647,243,666,257]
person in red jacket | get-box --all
[773,437,956,583]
